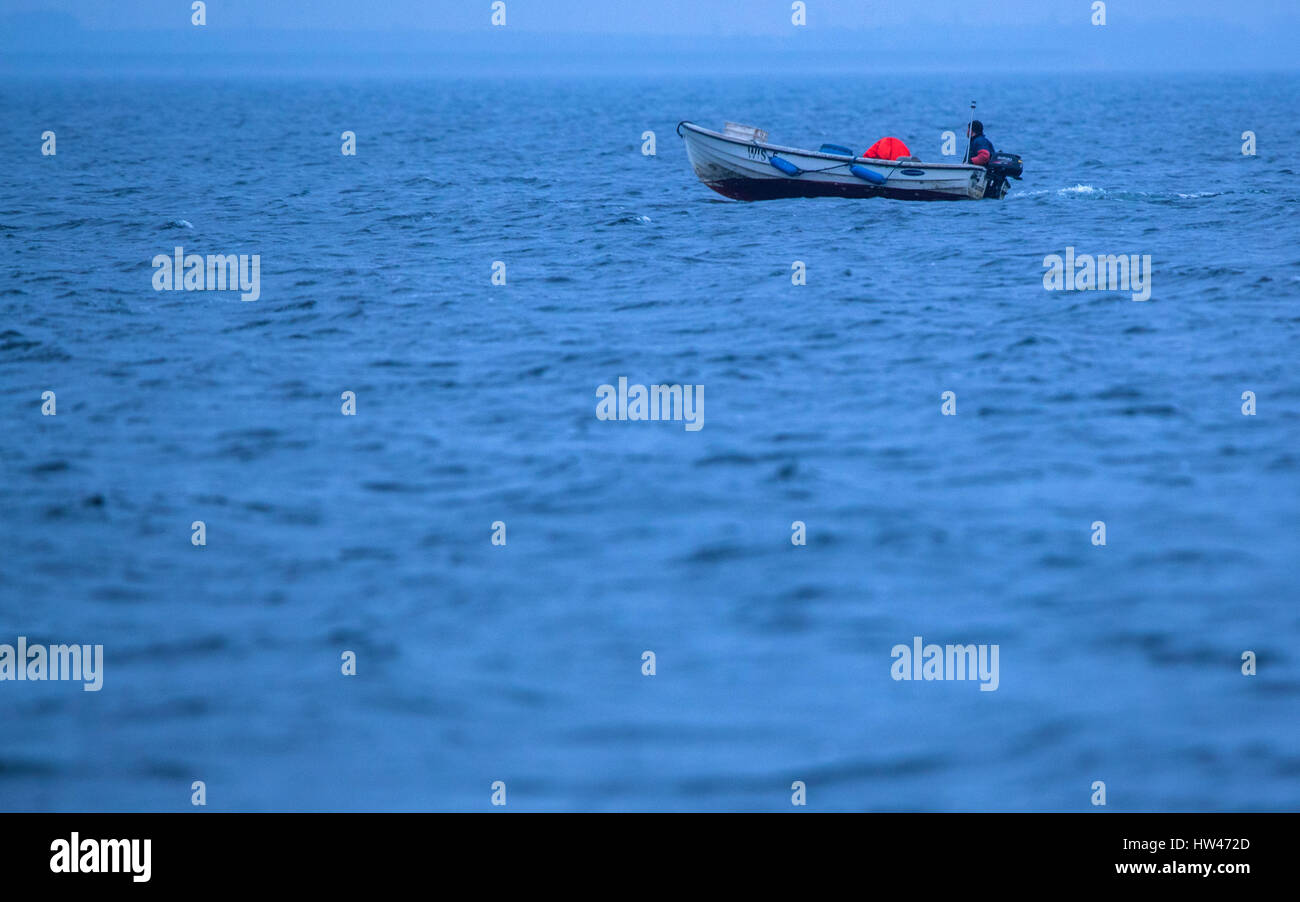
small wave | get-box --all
[164,219,194,230]
[1023,186,1224,202]
[1007,185,1103,199]
[404,175,453,188]
[381,212,430,224]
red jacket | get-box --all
[967,135,994,166]
[862,136,911,161]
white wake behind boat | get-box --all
[677,121,1022,202]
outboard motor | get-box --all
[982,151,1023,199]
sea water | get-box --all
[1,73,1297,811]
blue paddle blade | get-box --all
[819,143,854,156]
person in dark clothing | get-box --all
[966,120,994,166]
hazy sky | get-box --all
[2,0,1296,73]
[5,0,1298,31]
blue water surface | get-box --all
[1,73,1298,811]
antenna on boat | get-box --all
[963,101,976,164]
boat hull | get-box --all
[678,121,990,202]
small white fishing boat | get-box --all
[677,121,1022,202]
